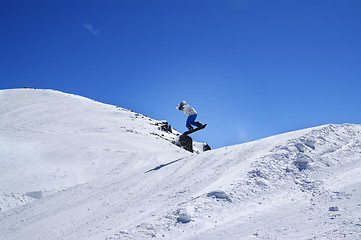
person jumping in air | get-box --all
[176,101,203,131]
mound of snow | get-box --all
[206,190,232,202]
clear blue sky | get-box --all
[1,0,361,149]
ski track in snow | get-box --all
[1,89,361,240]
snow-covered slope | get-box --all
[0,89,193,211]
[1,89,360,240]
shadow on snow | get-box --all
[144,158,185,173]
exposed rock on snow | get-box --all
[203,142,211,151]
[178,134,193,152]
[158,121,173,133]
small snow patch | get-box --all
[206,190,232,202]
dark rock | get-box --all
[203,143,211,151]
[179,135,193,152]
[159,122,172,133]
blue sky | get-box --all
[1,0,361,149]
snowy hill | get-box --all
[0,89,197,211]
[1,89,361,240]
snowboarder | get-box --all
[176,101,202,131]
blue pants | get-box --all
[186,114,200,128]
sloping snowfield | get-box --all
[1,89,360,240]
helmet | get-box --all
[177,101,186,110]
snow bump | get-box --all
[176,208,192,224]
[293,153,312,171]
[206,190,232,202]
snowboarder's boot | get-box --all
[187,125,193,131]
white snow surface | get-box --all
[1,89,361,240]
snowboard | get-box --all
[183,124,207,136]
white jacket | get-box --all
[177,102,197,116]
